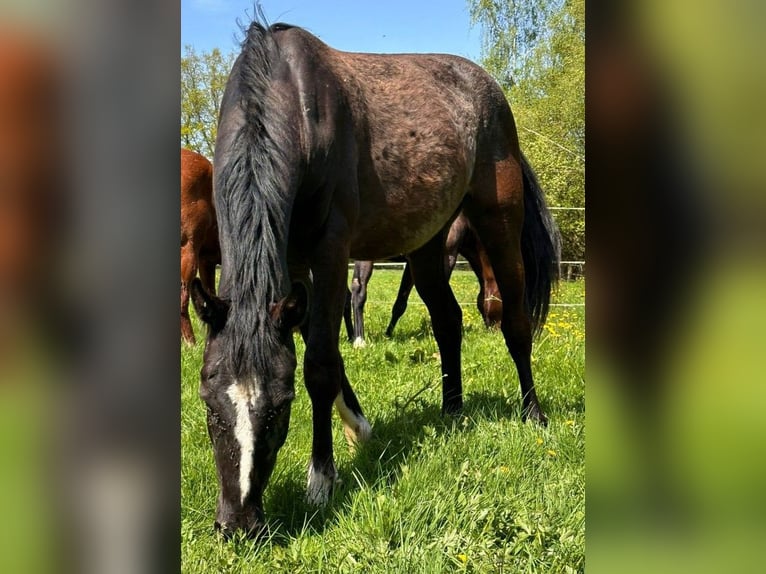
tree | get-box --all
[470,0,585,262]
[181,46,235,159]
[469,0,563,89]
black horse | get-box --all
[191,21,560,538]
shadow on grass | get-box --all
[261,386,576,544]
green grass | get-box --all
[182,270,584,573]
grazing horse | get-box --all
[346,212,502,348]
[180,148,220,345]
[190,21,560,538]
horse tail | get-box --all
[214,20,294,378]
[520,152,561,336]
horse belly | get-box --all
[350,129,471,259]
[349,182,466,260]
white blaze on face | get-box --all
[334,393,371,447]
[226,381,259,504]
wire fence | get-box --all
[347,261,585,309]
[345,205,585,307]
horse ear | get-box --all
[270,281,310,332]
[190,278,228,330]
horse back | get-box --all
[221,24,520,260]
[180,149,216,246]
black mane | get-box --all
[214,21,296,379]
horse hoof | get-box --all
[442,400,464,416]
[343,417,372,448]
[522,405,548,426]
[353,337,366,349]
[306,463,338,506]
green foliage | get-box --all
[469,0,563,89]
[181,269,584,572]
[470,0,585,261]
[181,46,235,158]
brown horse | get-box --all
[180,148,220,345]
[190,21,560,537]
[0,31,63,363]
[346,212,502,347]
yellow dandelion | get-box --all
[456,553,468,564]
[499,465,510,473]
[536,437,544,445]
[565,420,575,426]
[547,449,557,457]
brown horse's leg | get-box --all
[180,241,197,345]
[469,244,502,328]
[465,158,546,424]
[384,263,415,338]
[350,260,373,348]
[407,233,464,414]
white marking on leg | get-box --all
[334,393,371,447]
[353,336,366,349]
[226,381,259,504]
[306,461,337,506]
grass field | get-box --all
[181,269,584,573]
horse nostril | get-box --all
[214,520,237,541]
[214,518,266,541]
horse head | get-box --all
[190,278,308,538]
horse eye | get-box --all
[271,390,295,412]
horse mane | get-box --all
[214,21,297,379]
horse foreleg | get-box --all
[303,237,370,506]
[180,241,197,345]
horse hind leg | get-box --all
[342,288,354,342]
[464,159,547,424]
[335,356,371,447]
[350,260,373,348]
[385,263,415,338]
[407,233,464,414]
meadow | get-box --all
[181,268,584,573]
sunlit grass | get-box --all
[181,270,584,572]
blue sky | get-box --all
[181,0,483,61]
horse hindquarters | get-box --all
[464,157,547,424]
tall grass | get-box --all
[182,270,584,572]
